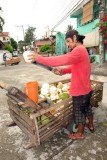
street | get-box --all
[0,56,107,160]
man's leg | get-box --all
[87,115,94,130]
[68,96,85,139]
[5,60,6,67]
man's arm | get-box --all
[62,65,72,75]
[37,49,81,67]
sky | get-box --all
[0,0,77,41]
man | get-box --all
[3,52,7,67]
[28,30,94,140]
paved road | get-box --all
[0,57,107,160]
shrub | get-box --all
[90,56,95,63]
[4,44,13,53]
[40,44,50,52]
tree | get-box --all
[66,25,73,33]
[24,26,36,46]
[0,7,5,32]
[18,40,25,52]
[10,38,18,50]
[4,44,13,53]
[40,44,50,52]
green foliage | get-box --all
[0,7,5,32]
[10,38,17,50]
[66,25,73,33]
[24,26,36,45]
[94,14,107,44]
[90,56,95,63]
[18,40,24,52]
[40,44,50,52]
[4,44,13,53]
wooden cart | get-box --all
[6,79,103,149]
[6,57,21,65]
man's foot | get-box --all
[87,123,94,133]
[68,132,85,140]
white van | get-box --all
[13,51,18,57]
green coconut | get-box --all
[59,92,69,100]
[41,115,50,125]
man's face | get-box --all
[66,36,76,49]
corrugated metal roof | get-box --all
[0,32,10,36]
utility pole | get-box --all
[15,25,26,51]
[98,0,106,65]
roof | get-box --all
[35,38,56,46]
[36,40,51,46]
[0,32,10,36]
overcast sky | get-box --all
[1,0,77,41]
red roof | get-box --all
[0,32,10,36]
[36,40,51,46]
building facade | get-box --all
[0,32,11,44]
[70,0,107,62]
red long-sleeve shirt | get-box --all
[37,45,92,96]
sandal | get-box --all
[68,133,85,140]
[87,124,94,133]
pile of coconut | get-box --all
[39,82,70,103]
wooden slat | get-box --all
[38,97,47,104]
[34,98,72,117]
[10,112,36,140]
[38,105,73,131]
[7,94,37,113]
[49,78,70,86]
[10,109,35,135]
[31,114,40,146]
[39,112,73,138]
[8,99,35,127]
[40,116,72,142]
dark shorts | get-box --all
[72,91,93,125]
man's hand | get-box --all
[28,51,38,62]
[52,67,63,76]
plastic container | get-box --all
[23,51,33,63]
[24,81,38,102]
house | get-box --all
[70,0,107,62]
[33,36,56,53]
[0,32,11,45]
[35,36,56,47]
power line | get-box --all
[32,0,39,9]
[50,0,74,26]
[51,0,84,31]
[50,0,68,16]
[50,0,79,28]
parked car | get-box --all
[13,51,18,57]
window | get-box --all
[82,0,94,24]
[3,37,6,40]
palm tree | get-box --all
[0,7,5,32]
[66,25,73,33]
